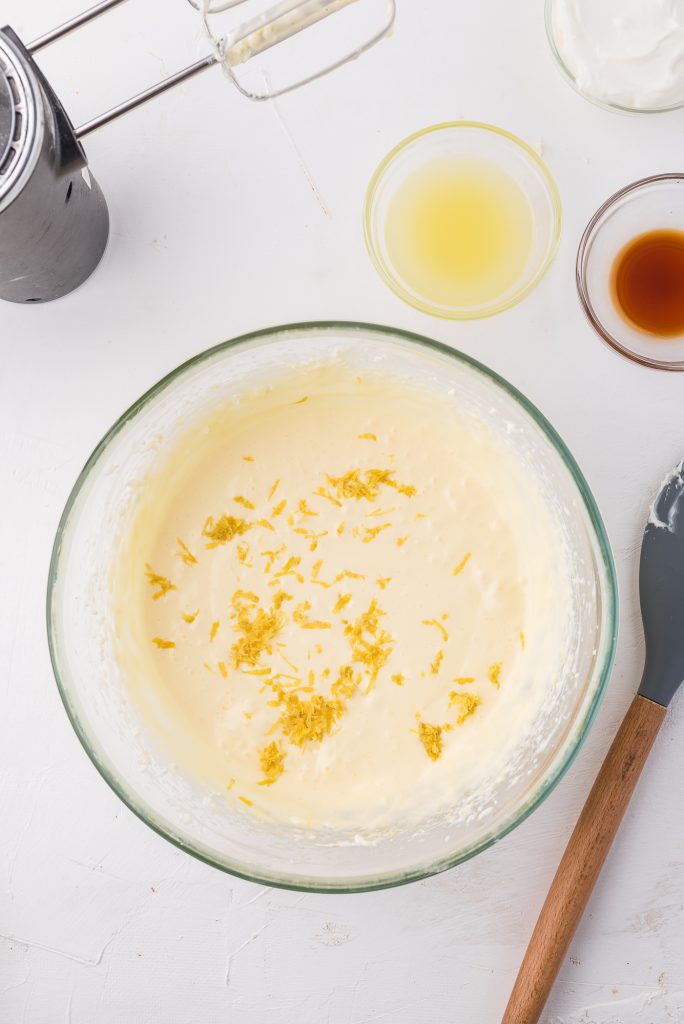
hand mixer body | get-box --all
[0,0,394,303]
[0,27,109,303]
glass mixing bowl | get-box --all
[47,323,617,892]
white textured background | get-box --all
[2,1,683,1021]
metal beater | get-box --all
[0,0,395,303]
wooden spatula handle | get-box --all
[502,693,666,1024]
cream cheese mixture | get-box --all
[113,363,570,832]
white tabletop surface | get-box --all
[2,2,684,1021]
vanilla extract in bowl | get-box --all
[611,229,684,338]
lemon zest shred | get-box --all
[152,637,176,649]
[448,691,482,724]
[396,535,408,548]
[257,741,286,786]
[176,538,197,566]
[344,599,393,688]
[230,591,287,669]
[396,483,416,497]
[297,498,318,518]
[293,527,328,551]
[218,661,228,679]
[272,499,287,517]
[202,515,251,548]
[210,620,220,642]
[293,600,331,630]
[268,479,280,500]
[422,618,449,643]
[416,718,443,761]
[332,593,351,614]
[454,676,476,685]
[392,673,404,686]
[145,564,176,600]
[363,524,391,543]
[271,555,304,584]
[314,486,342,508]
[358,433,377,441]
[226,777,235,791]
[236,542,252,566]
[335,570,365,582]
[520,631,525,650]
[326,467,414,503]
[330,665,360,702]
[488,662,502,689]
[277,692,343,747]
[376,577,391,590]
[238,795,253,806]
[261,545,285,573]
[182,609,199,624]
[430,650,444,676]
[275,650,298,677]
[234,495,255,511]
[453,552,472,576]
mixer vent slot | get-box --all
[7,72,19,105]
[0,56,29,184]
[0,145,16,174]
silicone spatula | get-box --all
[502,460,684,1024]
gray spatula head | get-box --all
[639,459,684,708]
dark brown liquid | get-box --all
[611,229,684,337]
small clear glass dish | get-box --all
[48,323,617,892]
[577,175,684,371]
[545,0,684,114]
[363,122,561,320]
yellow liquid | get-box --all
[384,157,535,311]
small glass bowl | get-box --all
[545,0,684,114]
[363,122,562,320]
[577,175,684,371]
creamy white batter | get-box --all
[112,363,570,831]
[551,0,684,110]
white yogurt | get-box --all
[550,0,684,110]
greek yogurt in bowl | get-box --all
[547,0,684,112]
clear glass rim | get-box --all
[47,321,618,893]
[576,174,684,372]
[544,0,684,115]
[363,121,562,320]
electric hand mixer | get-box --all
[0,0,395,303]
